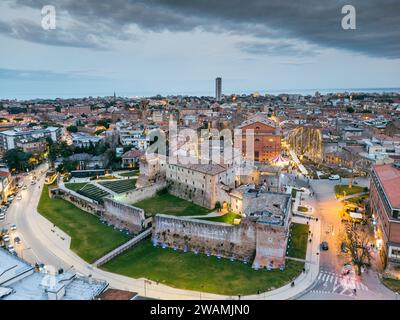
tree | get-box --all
[215,201,222,212]
[67,125,78,133]
[55,106,61,112]
[343,221,371,276]
[347,106,355,113]
[4,149,31,172]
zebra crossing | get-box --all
[310,270,368,296]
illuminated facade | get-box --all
[237,116,281,163]
[370,163,400,266]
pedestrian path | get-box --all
[310,270,368,296]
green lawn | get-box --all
[382,277,400,293]
[99,179,136,193]
[199,212,242,225]
[77,184,111,203]
[37,185,131,263]
[345,194,369,206]
[297,206,308,213]
[334,185,366,197]
[133,191,212,217]
[101,240,304,295]
[64,182,87,192]
[286,223,309,259]
[120,171,140,177]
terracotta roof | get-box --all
[374,164,400,209]
[96,289,137,300]
[0,171,10,177]
[122,149,145,159]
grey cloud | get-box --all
[8,0,400,58]
[237,41,320,57]
[0,67,99,81]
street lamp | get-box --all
[21,247,31,260]
[144,279,151,297]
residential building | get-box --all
[71,132,103,148]
[0,126,62,153]
[370,163,400,266]
[121,149,144,168]
[0,249,108,300]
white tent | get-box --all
[350,212,363,220]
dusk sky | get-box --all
[1,0,400,99]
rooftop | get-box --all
[373,163,400,209]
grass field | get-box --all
[334,185,366,197]
[37,185,131,263]
[77,184,111,203]
[133,191,212,217]
[199,212,242,225]
[382,277,400,293]
[99,179,136,193]
[297,206,309,213]
[286,223,309,259]
[345,194,369,206]
[101,240,304,295]
[120,171,140,177]
[64,182,87,192]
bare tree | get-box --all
[343,221,371,275]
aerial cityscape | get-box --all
[0,0,399,310]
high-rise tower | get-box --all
[215,77,222,102]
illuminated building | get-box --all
[370,163,400,266]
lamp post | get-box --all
[21,247,31,260]
[144,279,151,297]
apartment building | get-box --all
[370,163,400,266]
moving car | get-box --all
[7,245,15,253]
[16,195,22,200]
[14,237,21,244]
[328,175,340,180]
[321,241,329,251]
[2,235,10,242]
[10,224,17,231]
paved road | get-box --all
[299,178,396,300]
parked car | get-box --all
[329,175,340,180]
[7,245,15,253]
[321,241,329,251]
[0,214,5,221]
[14,237,21,244]
[16,195,22,200]
[2,235,10,242]
[8,196,14,201]
[10,224,17,231]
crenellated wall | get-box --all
[152,215,256,261]
[103,198,146,233]
[114,182,167,204]
[152,214,289,268]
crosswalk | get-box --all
[310,270,368,296]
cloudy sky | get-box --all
[1,0,400,99]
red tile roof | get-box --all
[0,171,10,177]
[374,164,400,209]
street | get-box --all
[298,178,395,300]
